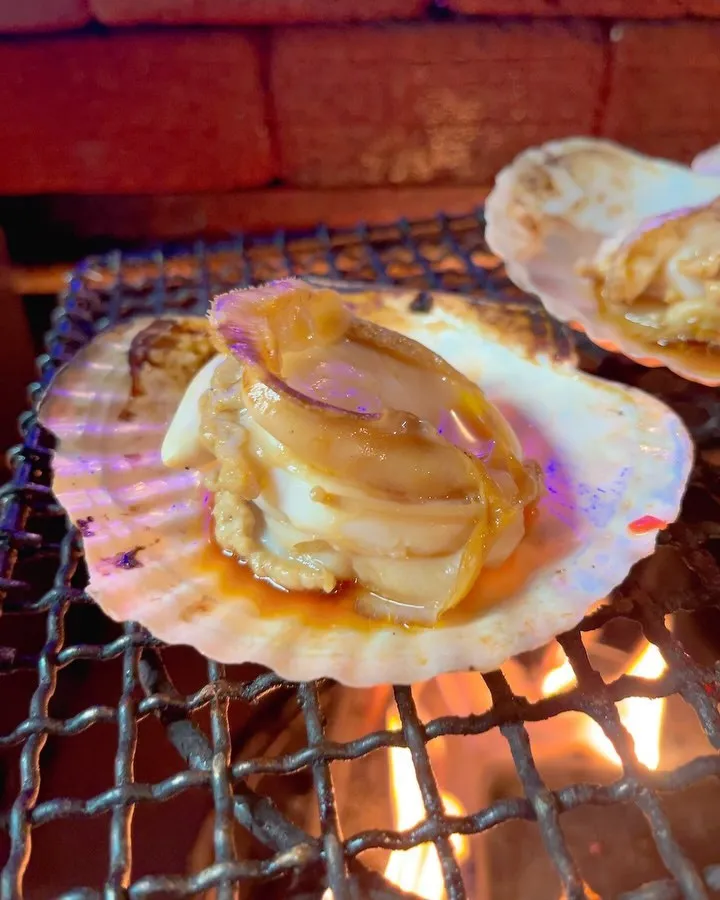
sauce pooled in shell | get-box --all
[162,280,542,625]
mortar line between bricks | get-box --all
[592,19,615,138]
[261,26,285,186]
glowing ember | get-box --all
[542,643,668,770]
[384,715,469,899]
[627,515,668,535]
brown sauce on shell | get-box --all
[596,302,720,380]
[197,506,541,632]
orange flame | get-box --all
[542,642,667,770]
[334,641,667,900]
[383,715,469,899]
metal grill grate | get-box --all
[1,210,720,900]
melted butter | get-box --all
[196,505,540,631]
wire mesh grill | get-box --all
[1,210,720,900]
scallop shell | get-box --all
[692,142,720,177]
[39,286,693,686]
[485,137,720,384]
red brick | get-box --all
[603,22,720,164]
[449,0,705,14]
[0,31,274,194]
[682,0,720,12]
[272,21,605,189]
[0,0,89,32]
[91,0,424,25]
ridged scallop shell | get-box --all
[39,285,693,686]
[485,137,720,384]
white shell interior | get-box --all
[485,137,720,384]
[39,292,693,686]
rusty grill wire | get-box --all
[0,210,719,900]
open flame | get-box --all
[375,640,667,899]
[383,715,469,898]
[542,641,668,770]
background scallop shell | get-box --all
[692,142,720,176]
[485,137,720,385]
[39,287,693,687]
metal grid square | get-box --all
[1,210,720,900]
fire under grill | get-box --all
[1,210,720,900]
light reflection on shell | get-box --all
[38,287,693,686]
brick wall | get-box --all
[0,31,272,193]
[604,20,720,162]
[272,21,604,188]
[0,2,718,228]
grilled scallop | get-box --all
[38,282,692,685]
[486,137,720,383]
[162,280,541,625]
